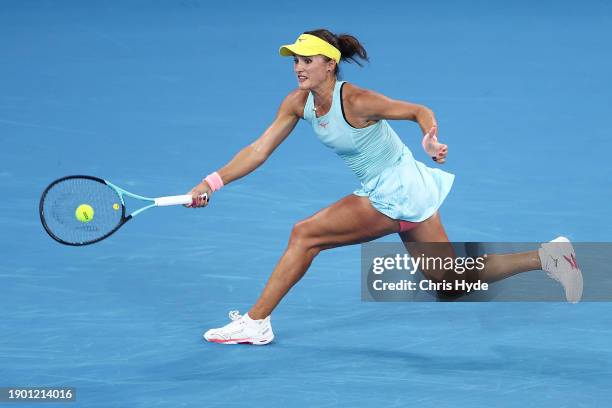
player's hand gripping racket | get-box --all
[39,175,207,246]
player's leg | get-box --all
[248,194,400,319]
[399,212,582,301]
[204,194,401,344]
[400,212,540,282]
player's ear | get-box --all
[327,60,336,72]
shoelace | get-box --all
[228,310,242,321]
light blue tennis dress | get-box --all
[302,80,454,222]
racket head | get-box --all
[39,175,128,246]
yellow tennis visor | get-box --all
[279,34,341,63]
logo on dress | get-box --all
[319,120,329,129]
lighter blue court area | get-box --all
[2,0,612,406]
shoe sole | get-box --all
[205,336,274,345]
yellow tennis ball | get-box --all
[112,203,120,211]
[75,204,94,223]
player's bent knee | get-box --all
[288,221,317,250]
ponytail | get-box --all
[336,33,369,66]
[304,29,369,75]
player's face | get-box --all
[293,55,335,90]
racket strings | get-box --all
[41,177,124,245]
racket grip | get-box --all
[155,194,196,206]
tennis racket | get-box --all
[39,175,206,246]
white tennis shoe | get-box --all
[203,310,274,345]
[539,236,583,303]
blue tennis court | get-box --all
[2,0,611,406]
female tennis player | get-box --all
[187,29,583,345]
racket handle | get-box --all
[155,193,208,206]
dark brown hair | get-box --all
[304,29,369,76]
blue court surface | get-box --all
[2,1,612,406]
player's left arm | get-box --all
[348,86,448,163]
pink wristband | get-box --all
[204,172,224,192]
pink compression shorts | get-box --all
[398,220,419,232]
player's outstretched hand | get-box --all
[185,181,211,208]
[422,125,448,164]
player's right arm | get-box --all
[187,89,307,206]
[217,89,306,184]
